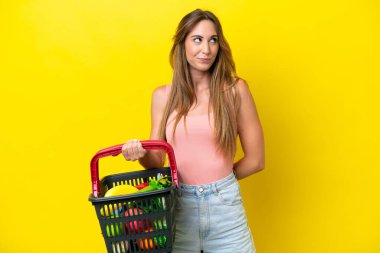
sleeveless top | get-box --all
[164,85,234,185]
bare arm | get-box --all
[233,80,265,179]
[137,85,168,168]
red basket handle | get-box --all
[90,140,178,197]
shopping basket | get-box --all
[89,140,178,253]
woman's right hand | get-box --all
[121,139,147,161]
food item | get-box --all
[124,208,152,233]
[100,207,110,217]
[135,182,149,190]
[154,235,167,247]
[153,217,167,230]
[106,223,122,237]
[101,202,130,217]
[112,241,128,253]
[151,218,167,247]
[105,184,138,197]
[138,228,155,250]
[137,176,172,193]
[156,175,172,187]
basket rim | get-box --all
[89,185,175,203]
[88,167,176,203]
[99,167,171,182]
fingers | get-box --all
[132,139,139,158]
[122,139,146,161]
[136,140,145,156]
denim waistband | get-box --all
[178,172,237,197]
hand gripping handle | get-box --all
[90,140,178,197]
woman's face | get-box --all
[184,20,219,73]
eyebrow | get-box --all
[191,35,218,38]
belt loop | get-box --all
[177,184,182,197]
[211,183,218,195]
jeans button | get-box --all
[199,187,204,193]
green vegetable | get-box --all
[157,175,172,188]
[152,218,167,247]
[137,176,172,193]
[137,180,163,193]
[154,235,167,247]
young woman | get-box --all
[122,9,265,253]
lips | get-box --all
[197,58,211,63]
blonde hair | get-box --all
[159,9,241,159]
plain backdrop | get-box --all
[0,0,379,252]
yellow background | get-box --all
[1,0,379,252]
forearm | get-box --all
[138,150,165,169]
[233,156,265,180]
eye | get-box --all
[210,37,218,44]
[193,37,202,43]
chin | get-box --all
[194,64,212,72]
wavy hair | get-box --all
[159,9,241,159]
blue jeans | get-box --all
[173,172,256,253]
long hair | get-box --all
[158,9,241,159]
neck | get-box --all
[190,68,211,91]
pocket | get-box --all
[217,181,242,206]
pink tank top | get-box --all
[164,85,234,185]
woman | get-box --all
[122,9,265,253]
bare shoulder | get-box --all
[152,84,169,98]
[234,78,252,98]
[152,84,171,101]
[152,84,171,106]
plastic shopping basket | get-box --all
[89,140,178,253]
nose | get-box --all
[201,41,210,55]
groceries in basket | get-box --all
[89,141,178,253]
[100,198,169,250]
[104,184,138,197]
[104,174,172,197]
